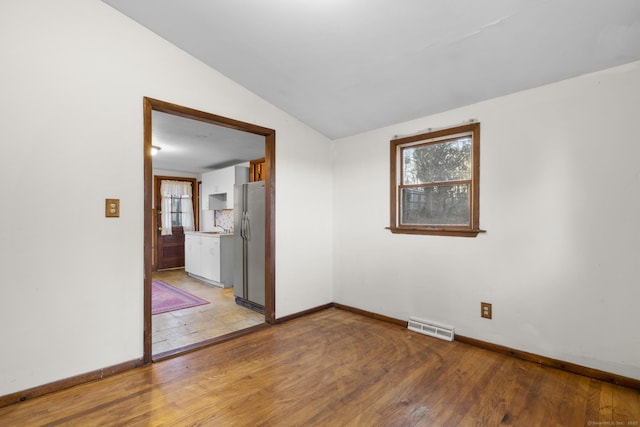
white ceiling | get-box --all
[151,111,265,174]
[104,0,640,169]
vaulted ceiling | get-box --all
[103,0,640,140]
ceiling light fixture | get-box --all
[151,146,161,156]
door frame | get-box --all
[143,97,276,364]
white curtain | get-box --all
[160,180,194,236]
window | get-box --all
[159,180,195,235]
[169,196,188,227]
[389,122,482,237]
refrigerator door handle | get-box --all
[244,212,250,241]
[241,211,249,240]
[240,212,245,239]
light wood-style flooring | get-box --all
[152,269,264,356]
[1,308,638,425]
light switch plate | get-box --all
[105,198,120,218]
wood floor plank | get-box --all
[615,386,640,424]
[455,356,524,425]
[151,269,264,355]
[1,308,638,426]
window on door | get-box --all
[160,180,195,235]
[168,196,188,227]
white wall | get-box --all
[0,0,333,395]
[333,61,640,379]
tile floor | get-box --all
[152,269,264,355]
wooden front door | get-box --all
[156,226,185,270]
[154,176,198,271]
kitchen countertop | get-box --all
[185,231,234,237]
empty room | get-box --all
[0,1,639,425]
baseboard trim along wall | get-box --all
[275,303,334,324]
[454,335,640,392]
[2,303,638,409]
[0,358,144,409]
[332,303,408,328]
[0,304,332,408]
[333,303,640,391]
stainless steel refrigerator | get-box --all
[233,181,265,313]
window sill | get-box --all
[386,226,485,238]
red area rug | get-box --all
[152,280,209,315]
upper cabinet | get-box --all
[202,165,249,210]
[250,157,266,182]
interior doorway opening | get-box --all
[143,97,276,363]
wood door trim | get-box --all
[143,97,276,364]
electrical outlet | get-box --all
[105,198,120,218]
[481,302,492,319]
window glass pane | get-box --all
[170,198,180,213]
[403,137,472,184]
[171,212,180,227]
[401,184,470,226]
[170,197,183,227]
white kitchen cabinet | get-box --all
[184,233,199,275]
[200,236,220,282]
[201,165,249,210]
[184,232,233,288]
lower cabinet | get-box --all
[184,233,233,288]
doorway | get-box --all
[143,97,276,363]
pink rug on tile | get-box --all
[152,280,209,315]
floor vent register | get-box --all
[408,316,455,342]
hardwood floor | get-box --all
[152,269,264,356]
[1,308,638,425]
